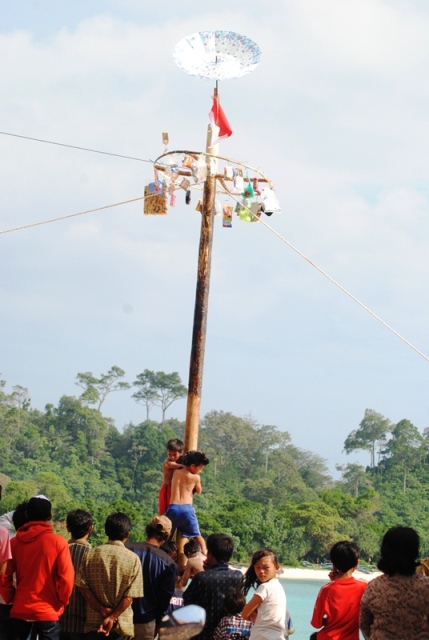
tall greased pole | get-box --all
[183,121,217,452]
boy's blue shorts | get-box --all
[164,504,201,537]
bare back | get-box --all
[169,466,201,505]
[179,551,206,589]
[187,552,206,575]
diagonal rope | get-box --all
[0,186,189,235]
[0,131,151,163]
[1,146,427,364]
[255,213,429,363]
[223,188,429,363]
[0,197,144,235]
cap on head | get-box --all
[149,515,172,536]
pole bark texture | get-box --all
[184,172,216,451]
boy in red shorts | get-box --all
[158,439,184,515]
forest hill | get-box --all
[1,373,429,564]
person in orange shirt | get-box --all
[10,497,74,640]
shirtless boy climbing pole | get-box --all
[165,450,209,555]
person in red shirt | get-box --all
[311,540,367,640]
[10,497,74,640]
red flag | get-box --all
[209,94,232,147]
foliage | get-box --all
[2,377,429,564]
[132,370,187,423]
[343,408,391,470]
[76,366,131,410]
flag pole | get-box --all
[183,106,217,451]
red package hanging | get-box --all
[253,177,261,195]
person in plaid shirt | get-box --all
[213,588,253,640]
[183,534,242,640]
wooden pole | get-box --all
[183,125,216,451]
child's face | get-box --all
[189,463,205,474]
[167,450,180,462]
[254,556,279,583]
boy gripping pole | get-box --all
[164,450,209,556]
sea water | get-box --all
[280,578,325,639]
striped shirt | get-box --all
[60,539,91,634]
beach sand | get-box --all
[278,567,380,582]
[231,565,381,582]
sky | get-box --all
[2,0,429,477]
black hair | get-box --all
[243,549,279,595]
[224,587,246,615]
[105,512,131,541]
[184,539,202,557]
[67,509,93,540]
[207,533,234,565]
[13,501,29,530]
[27,497,52,522]
[330,540,359,573]
[181,450,209,467]
[161,541,178,557]
[377,526,420,576]
[167,438,184,452]
[146,523,169,542]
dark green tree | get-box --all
[344,409,391,470]
[132,370,187,424]
[337,463,373,498]
[256,424,287,473]
[76,366,130,410]
[383,419,424,493]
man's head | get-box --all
[105,512,132,541]
[146,515,172,544]
[27,497,52,522]
[67,509,93,540]
[12,501,29,531]
[206,533,234,566]
[329,540,359,573]
[160,540,178,561]
[184,538,202,558]
[167,438,184,462]
[181,450,209,471]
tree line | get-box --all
[75,366,187,422]
[1,370,429,564]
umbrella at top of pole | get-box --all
[173,30,261,81]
